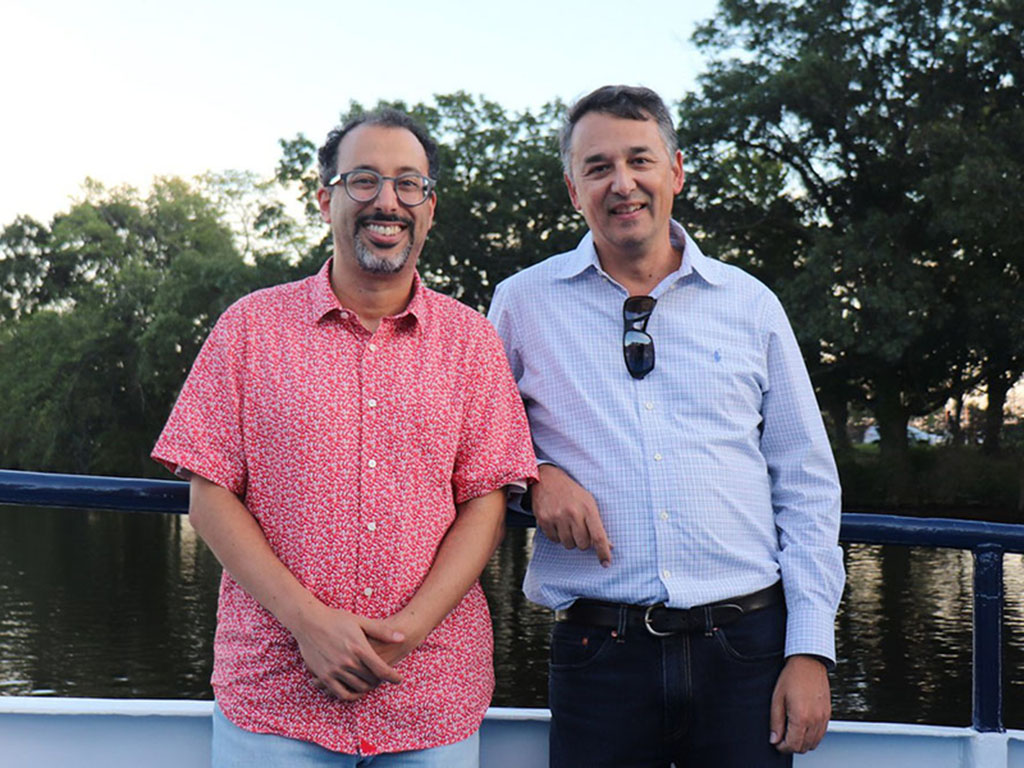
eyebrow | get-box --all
[349,163,426,175]
[581,146,655,165]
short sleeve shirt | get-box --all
[152,260,537,754]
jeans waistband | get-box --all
[555,581,784,637]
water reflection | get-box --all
[0,506,219,698]
[1,506,1023,727]
[834,544,975,725]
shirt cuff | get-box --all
[784,606,837,669]
[506,484,532,516]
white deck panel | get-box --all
[3,697,1024,767]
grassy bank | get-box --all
[836,445,1024,523]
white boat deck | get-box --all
[3,696,1024,767]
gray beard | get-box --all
[353,235,412,274]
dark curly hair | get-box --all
[317,109,439,187]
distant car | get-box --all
[862,425,945,445]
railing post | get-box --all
[973,543,1004,732]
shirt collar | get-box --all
[554,220,727,287]
[308,259,426,326]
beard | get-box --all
[352,215,414,274]
[354,237,412,274]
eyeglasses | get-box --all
[623,295,657,379]
[326,169,436,207]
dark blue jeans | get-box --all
[548,601,791,768]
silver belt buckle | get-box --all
[643,603,675,637]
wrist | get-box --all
[786,654,829,671]
[279,592,332,639]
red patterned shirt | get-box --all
[152,260,537,754]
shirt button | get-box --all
[367,398,377,408]
[653,452,663,461]
[663,569,672,579]
[645,401,655,410]
[363,587,373,597]
[367,459,377,468]
[368,343,378,352]
[339,311,349,320]
[660,511,669,521]
[366,521,377,532]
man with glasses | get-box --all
[489,86,843,767]
[153,109,536,767]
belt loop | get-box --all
[703,606,714,637]
[614,604,628,643]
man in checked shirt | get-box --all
[153,109,537,767]
[489,85,844,767]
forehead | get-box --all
[570,112,667,164]
[335,124,429,173]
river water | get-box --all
[2,505,1024,727]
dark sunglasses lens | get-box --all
[623,296,657,324]
[624,330,655,378]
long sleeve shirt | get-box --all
[488,221,844,662]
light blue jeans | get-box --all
[212,704,479,767]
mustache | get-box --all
[357,213,412,227]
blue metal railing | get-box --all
[1,468,1018,732]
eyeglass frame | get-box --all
[325,169,437,207]
[623,295,657,379]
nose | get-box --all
[610,163,636,196]
[373,178,401,211]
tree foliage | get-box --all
[677,0,1024,476]
[0,178,301,475]
[1,60,1020,485]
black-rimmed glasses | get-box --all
[623,295,657,379]
[326,169,436,207]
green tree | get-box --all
[678,0,1024,486]
[0,179,281,475]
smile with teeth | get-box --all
[611,202,646,215]
[364,222,405,236]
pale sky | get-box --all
[1,0,720,226]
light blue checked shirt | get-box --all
[488,221,844,662]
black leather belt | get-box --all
[555,582,783,637]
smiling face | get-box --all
[316,124,436,276]
[564,111,684,263]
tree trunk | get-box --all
[822,395,852,455]
[873,375,911,505]
[982,370,1009,456]
[947,395,964,447]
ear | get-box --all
[316,187,332,222]
[672,150,685,194]
[426,190,437,229]
[564,172,581,211]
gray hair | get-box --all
[559,85,678,176]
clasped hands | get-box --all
[293,603,420,702]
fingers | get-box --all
[776,720,809,754]
[589,514,612,567]
[769,684,786,749]
[312,649,400,701]
[311,669,371,702]
[775,713,827,754]
[297,611,405,700]
[533,465,612,565]
[359,648,403,686]
[361,617,405,645]
[770,655,831,754]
